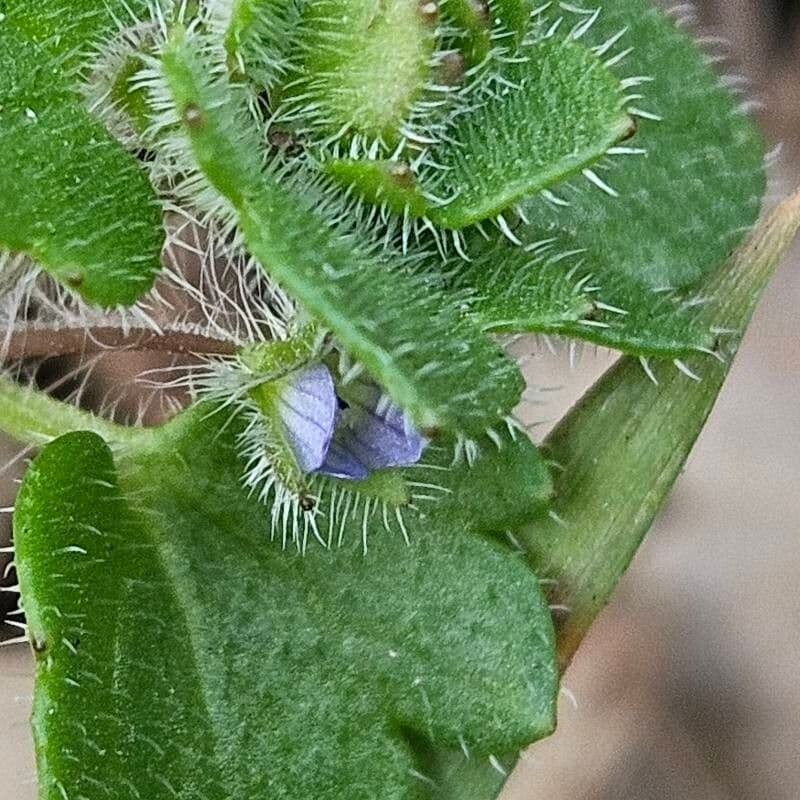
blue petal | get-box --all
[317,431,370,480]
[277,363,337,473]
[327,383,426,474]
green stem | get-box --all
[0,376,136,448]
[527,356,730,669]
[521,189,800,671]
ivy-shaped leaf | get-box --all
[158,29,523,437]
[0,1,164,305]
[15,406,558,800]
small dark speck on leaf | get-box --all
[621,117,639,141]
[438,51,466,86]
[389,162,414,188]
[418,1,439,25]
[183,103,204,129]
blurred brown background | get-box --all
[2,2,800,798]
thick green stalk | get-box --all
[519,189,800,671]
[0,375,135,448]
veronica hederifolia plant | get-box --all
[0,1,793,798]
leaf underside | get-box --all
[0,1,163,305]
[15,408,558,800]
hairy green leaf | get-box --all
[317,30,631,232]
[0,1,163,305]
[278,0,437,144]
[426,34,633,229]
[520,0,765,291]
[159,29,524,437]
[447,233,715,357]
[450,0,765,355]
[15,405,558,800]
[321,158,431,218]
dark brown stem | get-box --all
[3,326,238,361]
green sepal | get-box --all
[239,325,320,378]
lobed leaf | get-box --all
[15,405,558,800]
[0,1,163,305]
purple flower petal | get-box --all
[277,363,337,473]
[320,382,426,476]
[316,430,370,480]
[347,403,425,469]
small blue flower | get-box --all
[276,363,426,480]
[275,362,337,473]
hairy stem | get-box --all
[0,325,237,448]
[0,375,137,447]
[2,325,237,361]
